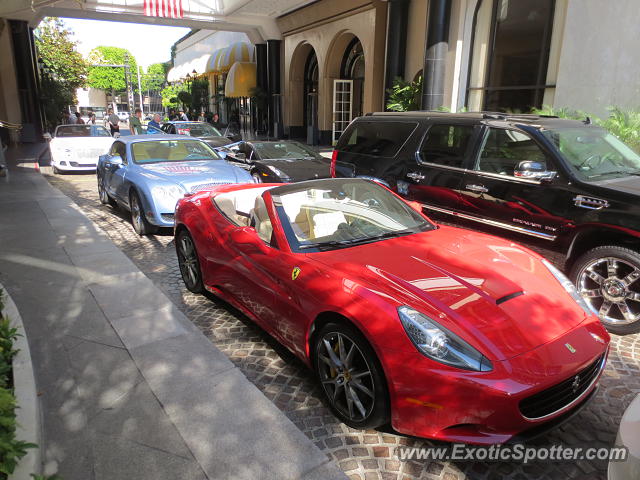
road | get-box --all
[44,170,640,480]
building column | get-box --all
[255,43,268,135]
[9,20,43,141]
[421,0,452,110]
[266,39,282,139]
[384,0,410,106]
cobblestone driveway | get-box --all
[46,171,640,480]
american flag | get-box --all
[144,0,183,18]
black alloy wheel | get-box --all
[176,229,204,293]
[313,322,389,429]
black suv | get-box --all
[332,112,640,335]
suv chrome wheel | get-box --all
[577,256,640,327]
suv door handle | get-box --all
[407,172,425,181]
[465,184,488,193]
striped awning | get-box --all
[224,62,257,98]
[214,42,255,74]
[205,48,226,74]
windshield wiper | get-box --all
[299,229,416,250]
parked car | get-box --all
[609,393,640,480]
[161,121,232,149]
[49,124,114,174]
[96,134,252,235]
[175,177,609,443]
[116,111,129,122]
[332,112,640,335]
[216,140,331,183]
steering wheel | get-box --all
[577,154,604,170]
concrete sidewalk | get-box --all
[0,145,345,480]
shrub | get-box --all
[0,290,36,479]
[386,76,423,112]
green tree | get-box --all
[160,83,188,108]
[141,62,167,92]
[86,46,138,109]
[34,17,88,129]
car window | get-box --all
[252,142,320,160]
[131,140,220,164]
[336,122,418,157]
[418,124,474,168]
[475,128,547,176]
[174,123,222,137]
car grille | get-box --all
[189,181,229,193]
[160,214,175,222]
[519,354,605,419]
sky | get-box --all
[61,18,190,69]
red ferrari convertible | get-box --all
[174,178,609,444]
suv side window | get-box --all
[475,128,548,176]
[418,124,474,168]
[337,121,418,157]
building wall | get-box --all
[278,0,387,143]
[404,0,427,81]
[0,19,22,126]
[554,0,640,117]
[75,87,107,108]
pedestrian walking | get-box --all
[129,108,144,135]
[179,110,188,121]
[197,111,205,122]
[87,110,96,124]
[75,112,85,125]
[66,110,77,124]
[107,108,120,136]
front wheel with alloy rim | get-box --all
[129,190,158,236]
[570,245,640,335]
[175,229,203,293]
[97,176,117,207]
[313,322,389,429]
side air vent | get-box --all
[496,291,525,305]
[573,195,609,210]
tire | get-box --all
[570,245,640,335]
[52,165,60,174]
[97,175,117,207]
[175,229,204,293]
[129,190,158,236]
[313,322,390,430]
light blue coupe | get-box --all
[97,134,253,235]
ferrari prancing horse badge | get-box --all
[291,267,301,281]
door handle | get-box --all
[407,172,425,181]
[465,184,488,193]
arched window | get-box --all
[467,0,555,112]
[340,38,365,118]
[303,49,318,128]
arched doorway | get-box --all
[303,48,319,142]
[340,38,365,118]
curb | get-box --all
[2,283,42,480]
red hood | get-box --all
[308,225,588,360]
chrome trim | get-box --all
[421,204,557,241]
[521,353,606,421]
[465,184,488,193]
[467,170,543,185]
[574,195,609,210]
[414,155,468,173]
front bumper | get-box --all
[384,323,609,444]
[53,159,97,171]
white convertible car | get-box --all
[49,124,114,173]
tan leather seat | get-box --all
[250,196,273,243]
[215,196,249,226]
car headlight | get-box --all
[152,185,184,200]
[398,306,492,371]
[542,259,595,316]
[267,165,290,180]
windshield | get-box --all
[543,127,640,179]
[253,142,321,160]
[175,123,222,137]
[271,179,434,252]
[56,125,111,137]
[131,140,221,164]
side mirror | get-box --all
[230,227,268,254]
[514,160,556,182]
[108,155,124,167]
